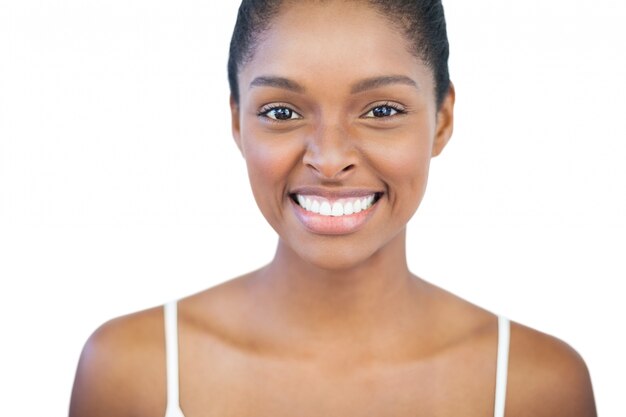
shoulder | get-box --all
[426,283,596,416]
[69,306,167,417]
[506,321,597,417]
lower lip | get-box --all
[289,197,381,235]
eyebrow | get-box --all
[350,75,419,94]
[250,76,305,93]
[249,74,418,94]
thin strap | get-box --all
[493,316,510,417]
[164,301,185,417]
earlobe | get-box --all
[432,83,455,157]
[230,95,244,157]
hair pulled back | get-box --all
[228,0,450,108]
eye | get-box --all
[362,103,406,118]
[258,105,302,121]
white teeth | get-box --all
[311,199,320,213]
[294,193,379,216]
[331,202,343,216]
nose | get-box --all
[302,124,357,180]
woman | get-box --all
[69,1,597,416]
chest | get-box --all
[171,342,499,417]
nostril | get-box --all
[303,149,357,179]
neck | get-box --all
[247,229,426,347]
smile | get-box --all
[288,190,383,235]
[292,193,382,217]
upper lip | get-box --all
[289,186,384,199]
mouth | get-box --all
[289,192,384,217]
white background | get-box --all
[1,0,624,415]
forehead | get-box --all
[238,1,434,98]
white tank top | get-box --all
[163,300,510,417]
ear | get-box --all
[230,95,244,157]
[432,82,455,157]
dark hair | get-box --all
[228,0,450,108]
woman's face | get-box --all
[231,0,454,270]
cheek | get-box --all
[241,134,301,218]
[363,131,433,209]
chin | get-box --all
[278,227,402,273]
[300,246,377,272]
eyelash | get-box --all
[256,102,407,122]
[257,103,302,122]
[362,102,407,119]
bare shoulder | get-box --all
[507,322,597,417]
[69,306,167,417]
[423,281,597,416]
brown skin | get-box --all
[70,2,596,416]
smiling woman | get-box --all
[68,1,597,417]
